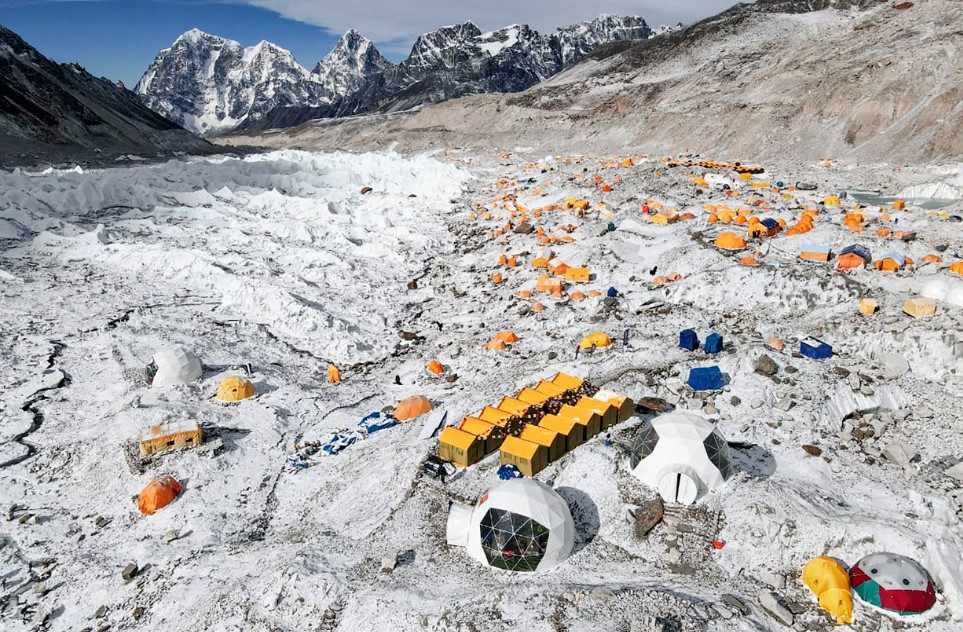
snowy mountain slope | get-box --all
[140,15,653,135]
[312,30,392,96]
[0,26,210,168]
[223,0,963,164]
[135,29,331,135]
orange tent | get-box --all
[326,364,342,384]
[394,396,433,421]
[485,339,507,351]
[139,475,182,515]
[920,254,942,265]
[536,275,563,294]
[949,262,963,276]
[714,231,747,250]
[739,256,758,266]
[493,331,519,344]
[837,253,868,270]
[531,301,546,313]
[426,360,445,375]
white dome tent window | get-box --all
[628,412,733,505]
[447,478,575,573]
[145,346,202,387]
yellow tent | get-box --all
[579,332,612,350]
[216,376,255,402]
[802,556,853,625]
[438,426,484,468]
[499,436,548,477]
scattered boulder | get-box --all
[381,549,399,573]
[730,396,741,406]
[630,498,664,537]
[758,591,794,626]
[802,444,822,457]
[360,186,373,195]
[122,562,139,582]
[722,593,751,615]
[513,222,534,234]
[882,441,918,468]
[755,355,778,377]
[945,461,963,482]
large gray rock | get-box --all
[758,591,794,626]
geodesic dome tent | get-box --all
[145,346,202,387]
[447,478,575,573]
[850,552,937,615]
[628,412,733,504]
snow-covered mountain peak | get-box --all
[312,29,391,95]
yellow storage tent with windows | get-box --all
[520,424,566,462]
[439,426,485,468]
[459,417,502,454]
[558,404,601,439]
[565,267,590,283]
[500,436,549,477]
[574,396,619,429]
[552,372,584,392]
[479,406,512,428]
[589,391,635,423]
[540,414,585,451]
[516,387,553,412]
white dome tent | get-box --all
[447,478,575,573]
[146,346,202,388]
[628,412,733,505]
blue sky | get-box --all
[0,0,736,88]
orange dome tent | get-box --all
[394,395,433,421]
[326,364,342,384]
[426,360,445,375]
[714,231,747,250]
[138,475,182,515]
[949,261,963,276]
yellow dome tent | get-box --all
[802,556,853,625]
[216,375,255,402]
[714,231,746,250]
[579,332,612,350]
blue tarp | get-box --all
[839,244,871,262]
[761,218,779,230]
[497,464,523,480]
[704,333,724,354]
[680,329,699,351]
[688,366,723,391]
[357,411,398,434]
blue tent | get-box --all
[688,366,723,391]
[839,244,872,262]
[704,333,724,354]
[607,287,619,298]
[800,337,833,360]
[761,218,780,230]
[680,329,699,351]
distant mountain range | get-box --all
[136,16,675,135]
[0,25,210,168]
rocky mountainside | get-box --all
[0,25,211,168]
[135,29,331,135]
[221,0,962,165]
[245,15,653,131]
[139,15,655,135]
[312,29,392,97]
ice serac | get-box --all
[313,30,392,96]
[135,29,331,135]
[0,26,210,168]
